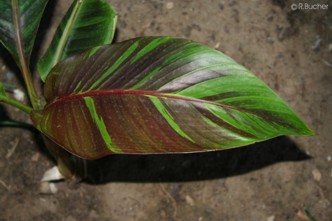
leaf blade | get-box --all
[38,0,117,81]
[0,0,48,66]
[33,37,313,160]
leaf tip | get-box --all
[295,121,315,136]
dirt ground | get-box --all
[0,0,331,220]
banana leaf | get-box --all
[38,0,117,81]
[32,37,313,160]
[0,0,48,67]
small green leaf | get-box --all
[32,37,313,160]
[38,0,117,81]
[0,81,32,113]
[304,209,316,221]
[0,120,32,128]
[0,0,48,67]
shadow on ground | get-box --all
[84,136,310,184]
[0,107,311,185]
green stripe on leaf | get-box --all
[131,67,161,89]
[88,40,140,91]
[84,96,120,153]
[131,37,171,64]
[149,96,195,143]
[38,0,117,81]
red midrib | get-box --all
[46,89,220,106]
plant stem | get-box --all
[19,57,40,109]
[0,95,33,114]
[12,0,40,110]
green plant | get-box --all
[0,0,313,180]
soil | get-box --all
[1,0,331,220]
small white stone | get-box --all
[166,1,174,9]
[39,182,58,194]
[327,156,331,162]
[39,182,49,193]
[185,195,195,206]
[41,166,64,182]
[13,89,25,101]
[267,215,275,221]
[31,152,40,162]
[312,169,322,182]
[49,183,58,194]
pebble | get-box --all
[39,182,58,194]
[267,215,275,221]
[166,1,174,9]
[327,155,331,162]
[297,210,309,221]
[185,195,195,206]
[13,89,25,101]
[41,166,64,182]
[312,169,322,182]
[31,152,40,162]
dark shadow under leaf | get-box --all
[83,136,310,184]
[0,105,32,128]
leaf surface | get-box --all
[38,0,117,81]
[0,0,48,66]
[32,37,313,160]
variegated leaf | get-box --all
[32,37,313,160]
[0,0,48,67]
[38,0,117,81]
